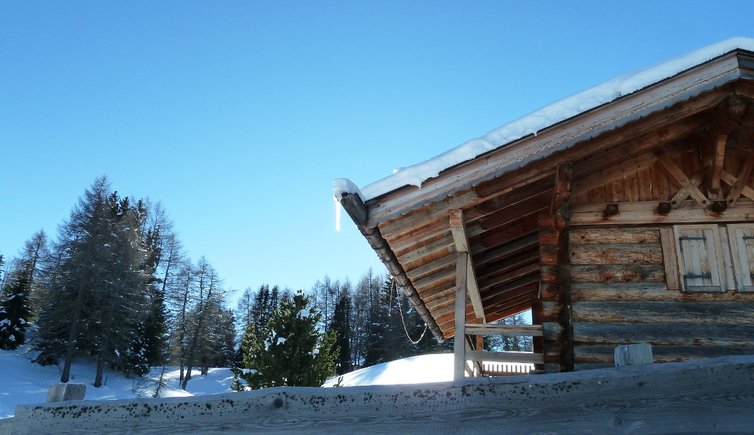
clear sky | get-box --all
[2,1,754,302]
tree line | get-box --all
[0,177,530,392]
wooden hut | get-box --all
[336,39,754,377]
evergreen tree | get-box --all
[33,178,150,385]
[330,293,351,374]
[139,204,172,367]
[0,267,32,350]
[235,285,286,369]
[234,291,336,390]
[0,254,5,291]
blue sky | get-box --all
[2,1,754,301]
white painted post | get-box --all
[614,343,653,367]
[454,252,468,381]
[46,384,86,402]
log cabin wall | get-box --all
[568,224,754,370]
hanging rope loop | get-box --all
[391,277,428,345]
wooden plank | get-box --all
[385,218,448,253]
[396,234,453,264]
[570,264,666,283]
[652,163,672,201]
[464,324,543,337]
[637,166,654,201]
[476,248,539,281]
[571,301,754,325]
[481,216,539,248]
[481,262,540,290]
[473,234,539,267]
[709,134,728,197]
[572,153,657,195]
[573,322,754,347]
[659,227,680,291]
[454,252,468,381]
[569,227,659,245]
[570,282,754,302]
[570,199,754,225]
[449,210,485,321]
[466,350,544,364]
[574,344,754,364]
[406,254,457,282]
[412,269,455,293]
[569,244,663,265]
[623,171,640,202]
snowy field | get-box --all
[0,349,455,419]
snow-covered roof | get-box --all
[335,37,754,203]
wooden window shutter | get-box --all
[727,224,754,292]
[673,225,725,292]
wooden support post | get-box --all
[454,252,468,381]
[539,162,574,373]
[709,134,727,198]
[449,209,485,322]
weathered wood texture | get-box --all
[538,211,572,372]
[569,226,754,367]
[9,357,754,434]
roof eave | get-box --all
[365,50,754,228]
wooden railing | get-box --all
[481,361,535,376]
[463,324,544,377]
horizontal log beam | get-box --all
[570,199,754,225]
[464,324,543,337]
[571,301,754,325]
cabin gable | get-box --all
[338,45,754,377]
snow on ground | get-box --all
[0,348,458,419]
[322,353,454,387]
[0,349,235,419]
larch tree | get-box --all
[33,178,150,385]
[180,257,224,390]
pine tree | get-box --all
[0,267,32,350]
[0,254,5,291]
[236,285,286,369]
[330,293,351,374]
[234,291,336,390]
